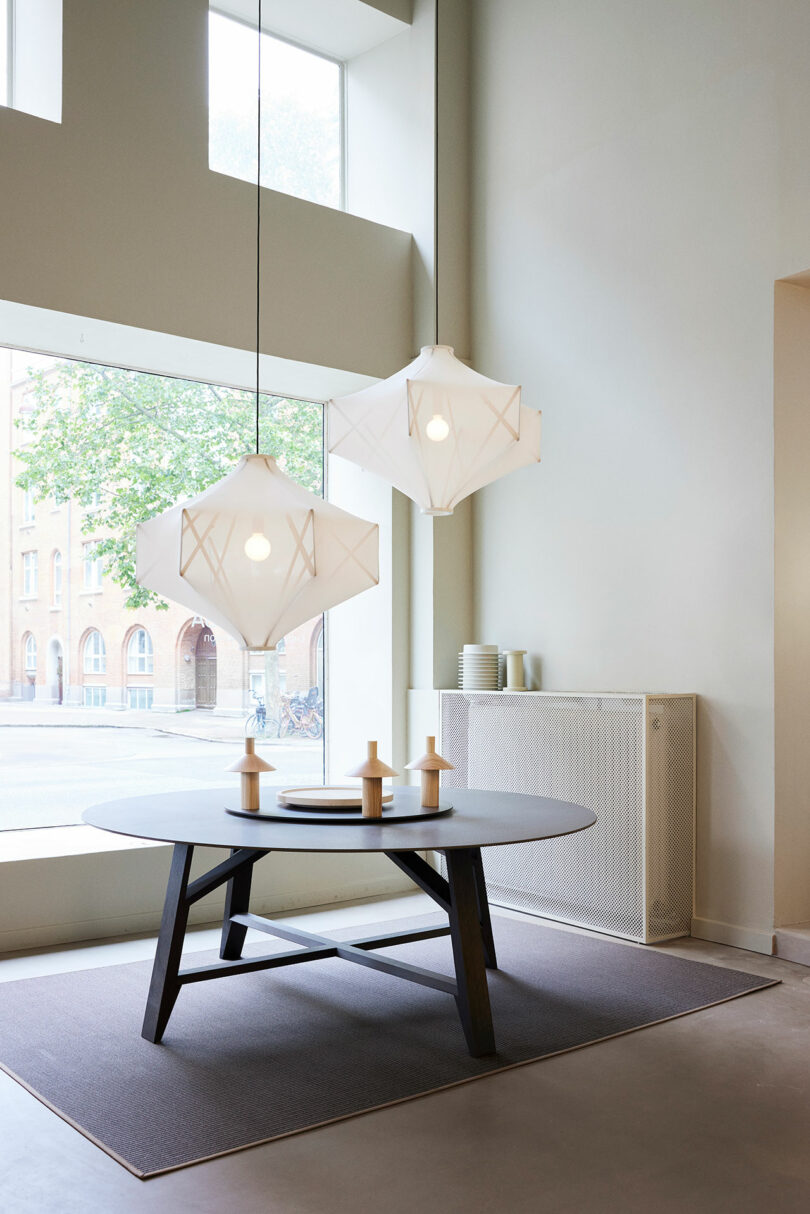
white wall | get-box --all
[470,0,810,944]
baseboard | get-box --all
[0,875,411,955]
[690,916,775,955]
[773,925,810,967]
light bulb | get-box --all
[244,531,271,562]
[425,413,450,442]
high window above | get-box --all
[208,8,342,209]
[0,0,62,123]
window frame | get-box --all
[23,632,36,673]
[21,549,38,598]
[51,548,62,607]
[127,685,154,710]
[127,628,154,676]
[208,6,346,212]
[83,629,106,675]
[82,540,103,592]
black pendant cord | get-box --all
[255,0,262,454]
[433,0,439,348]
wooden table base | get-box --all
[141,845,498,1057]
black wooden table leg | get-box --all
[471,847,498,970]
[220,847,259,960]
[142,843,194,1044]
[445,848,496,1057]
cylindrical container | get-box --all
[503,650,527,691]
[459,644,499,691]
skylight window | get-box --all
[208,9,342,210]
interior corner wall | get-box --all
[774,280,810,928]
[469,0,810,944]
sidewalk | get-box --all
[0,703,316,747]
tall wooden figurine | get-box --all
[227,737,275,812]
[406,735,454,808]
[347,741,397,819]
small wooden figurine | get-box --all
[406,735,454,808]
[227,737,276,812]
[346,740,397,819]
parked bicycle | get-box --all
[278,687,323,740]
[245,693,278,738]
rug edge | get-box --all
[2,975,778,1181]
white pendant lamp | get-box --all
[135,1,379,648]
[327,0,541,515]
[328,345,541,515]
[136,454,379,651]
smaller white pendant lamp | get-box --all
[327,0,541,515]
[136,454,379,651]
[328,345,541,515]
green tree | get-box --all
[14,360,323,610]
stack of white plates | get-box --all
[458,644,500,690]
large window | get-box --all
[83,630,106,674]
[127,628,153,675]
[4,347,327,832]
[22,550,37,597]
[208,9,342,209]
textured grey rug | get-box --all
[0,914,777,1178]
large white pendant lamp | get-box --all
[135,1,379,648]
[327,1,541,515]
[136,454,379,651]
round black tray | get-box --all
[224,798,453,825]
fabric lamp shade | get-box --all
[136,454,379,651]
[328,346,541,515]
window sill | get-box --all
[50,605,62,612]
[18,596,38,603]
[19,523,35,530]
[79,589,103,597]
[0,824,166,864]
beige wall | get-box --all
[774,280,810,927]
[0,0,412,379]
[470,0,810,946]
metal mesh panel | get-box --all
[645,697,695,939]
[439,692,694,943]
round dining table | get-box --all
[84,786,596,1057]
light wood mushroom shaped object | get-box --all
[227,737,276,812]
[346,741,397,819]
[406,735,454,808]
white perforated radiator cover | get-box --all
[439,692,695,943]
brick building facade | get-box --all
[0,350,323,715]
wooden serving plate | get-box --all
[277,786,395,810]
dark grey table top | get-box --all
[83,786,596,853]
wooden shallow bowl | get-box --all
[276,786,395,810]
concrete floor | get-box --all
[1,894,809,1214]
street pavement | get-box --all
[0,713,323,831]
